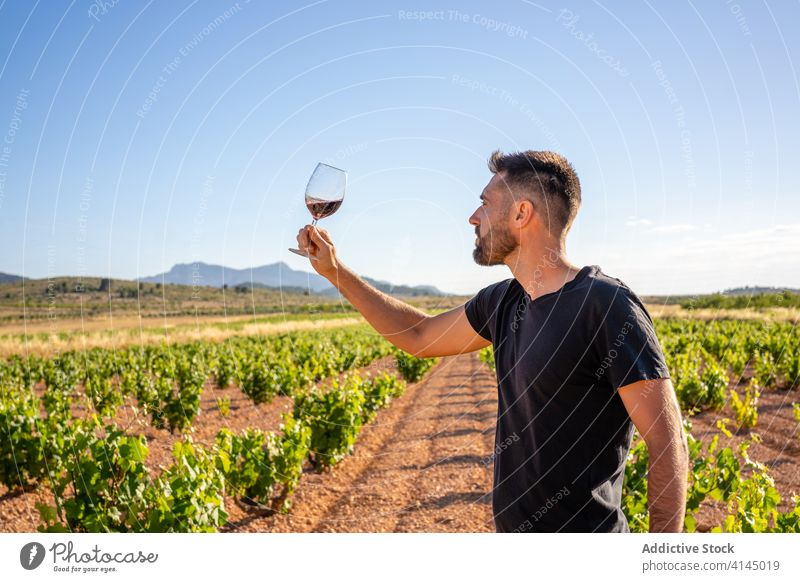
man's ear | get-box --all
[514,198,535,227]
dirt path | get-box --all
[222,352,499,532]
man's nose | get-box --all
[468,211,479,226]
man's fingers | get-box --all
[316,227,333,244]
[296,228,308,248]
[298,225,332,259]
[309,226,327,245]
[309,226,333,245]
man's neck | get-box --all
[504,240,582,301]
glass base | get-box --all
[288,247,318,261]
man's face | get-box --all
[468,173,519,266]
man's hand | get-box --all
[296,225,339,279]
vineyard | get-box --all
[0,325,438,532]
[1,316,799,532]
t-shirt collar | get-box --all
[517,264,596,303]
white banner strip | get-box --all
[2,533,798,581]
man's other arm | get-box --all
[619,378,689,533]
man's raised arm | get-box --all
[296,225,490,357]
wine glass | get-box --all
[288,162,347,260]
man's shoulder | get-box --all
[586,267,643,306]
[473,278,516,300]
[587,267,652,320]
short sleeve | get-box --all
[464,280,510,343]
[593,287,670,391]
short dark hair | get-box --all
[488,150,581,236]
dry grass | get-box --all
[646,304,800,323]
[0,315,364,358]
[0,312,262,336]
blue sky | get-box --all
[0,0,797,296]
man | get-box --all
[295,149,689,533]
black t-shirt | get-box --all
[465,264,670,533]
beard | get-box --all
[472,222,518,266]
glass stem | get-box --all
[311,218,318,226]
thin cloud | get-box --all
[611,224,800,294]
[650,224,696,234]
[625,217,654,227]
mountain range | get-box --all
[0,272,24,284]
[138,261,448,297]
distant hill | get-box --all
[140,261,449,296]
[139,261,331,292]
[0,272,24,284]
[319,276,446,298]
[231,281,318,295]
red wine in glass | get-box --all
[306,197,343,221]
[289,163,347,260]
